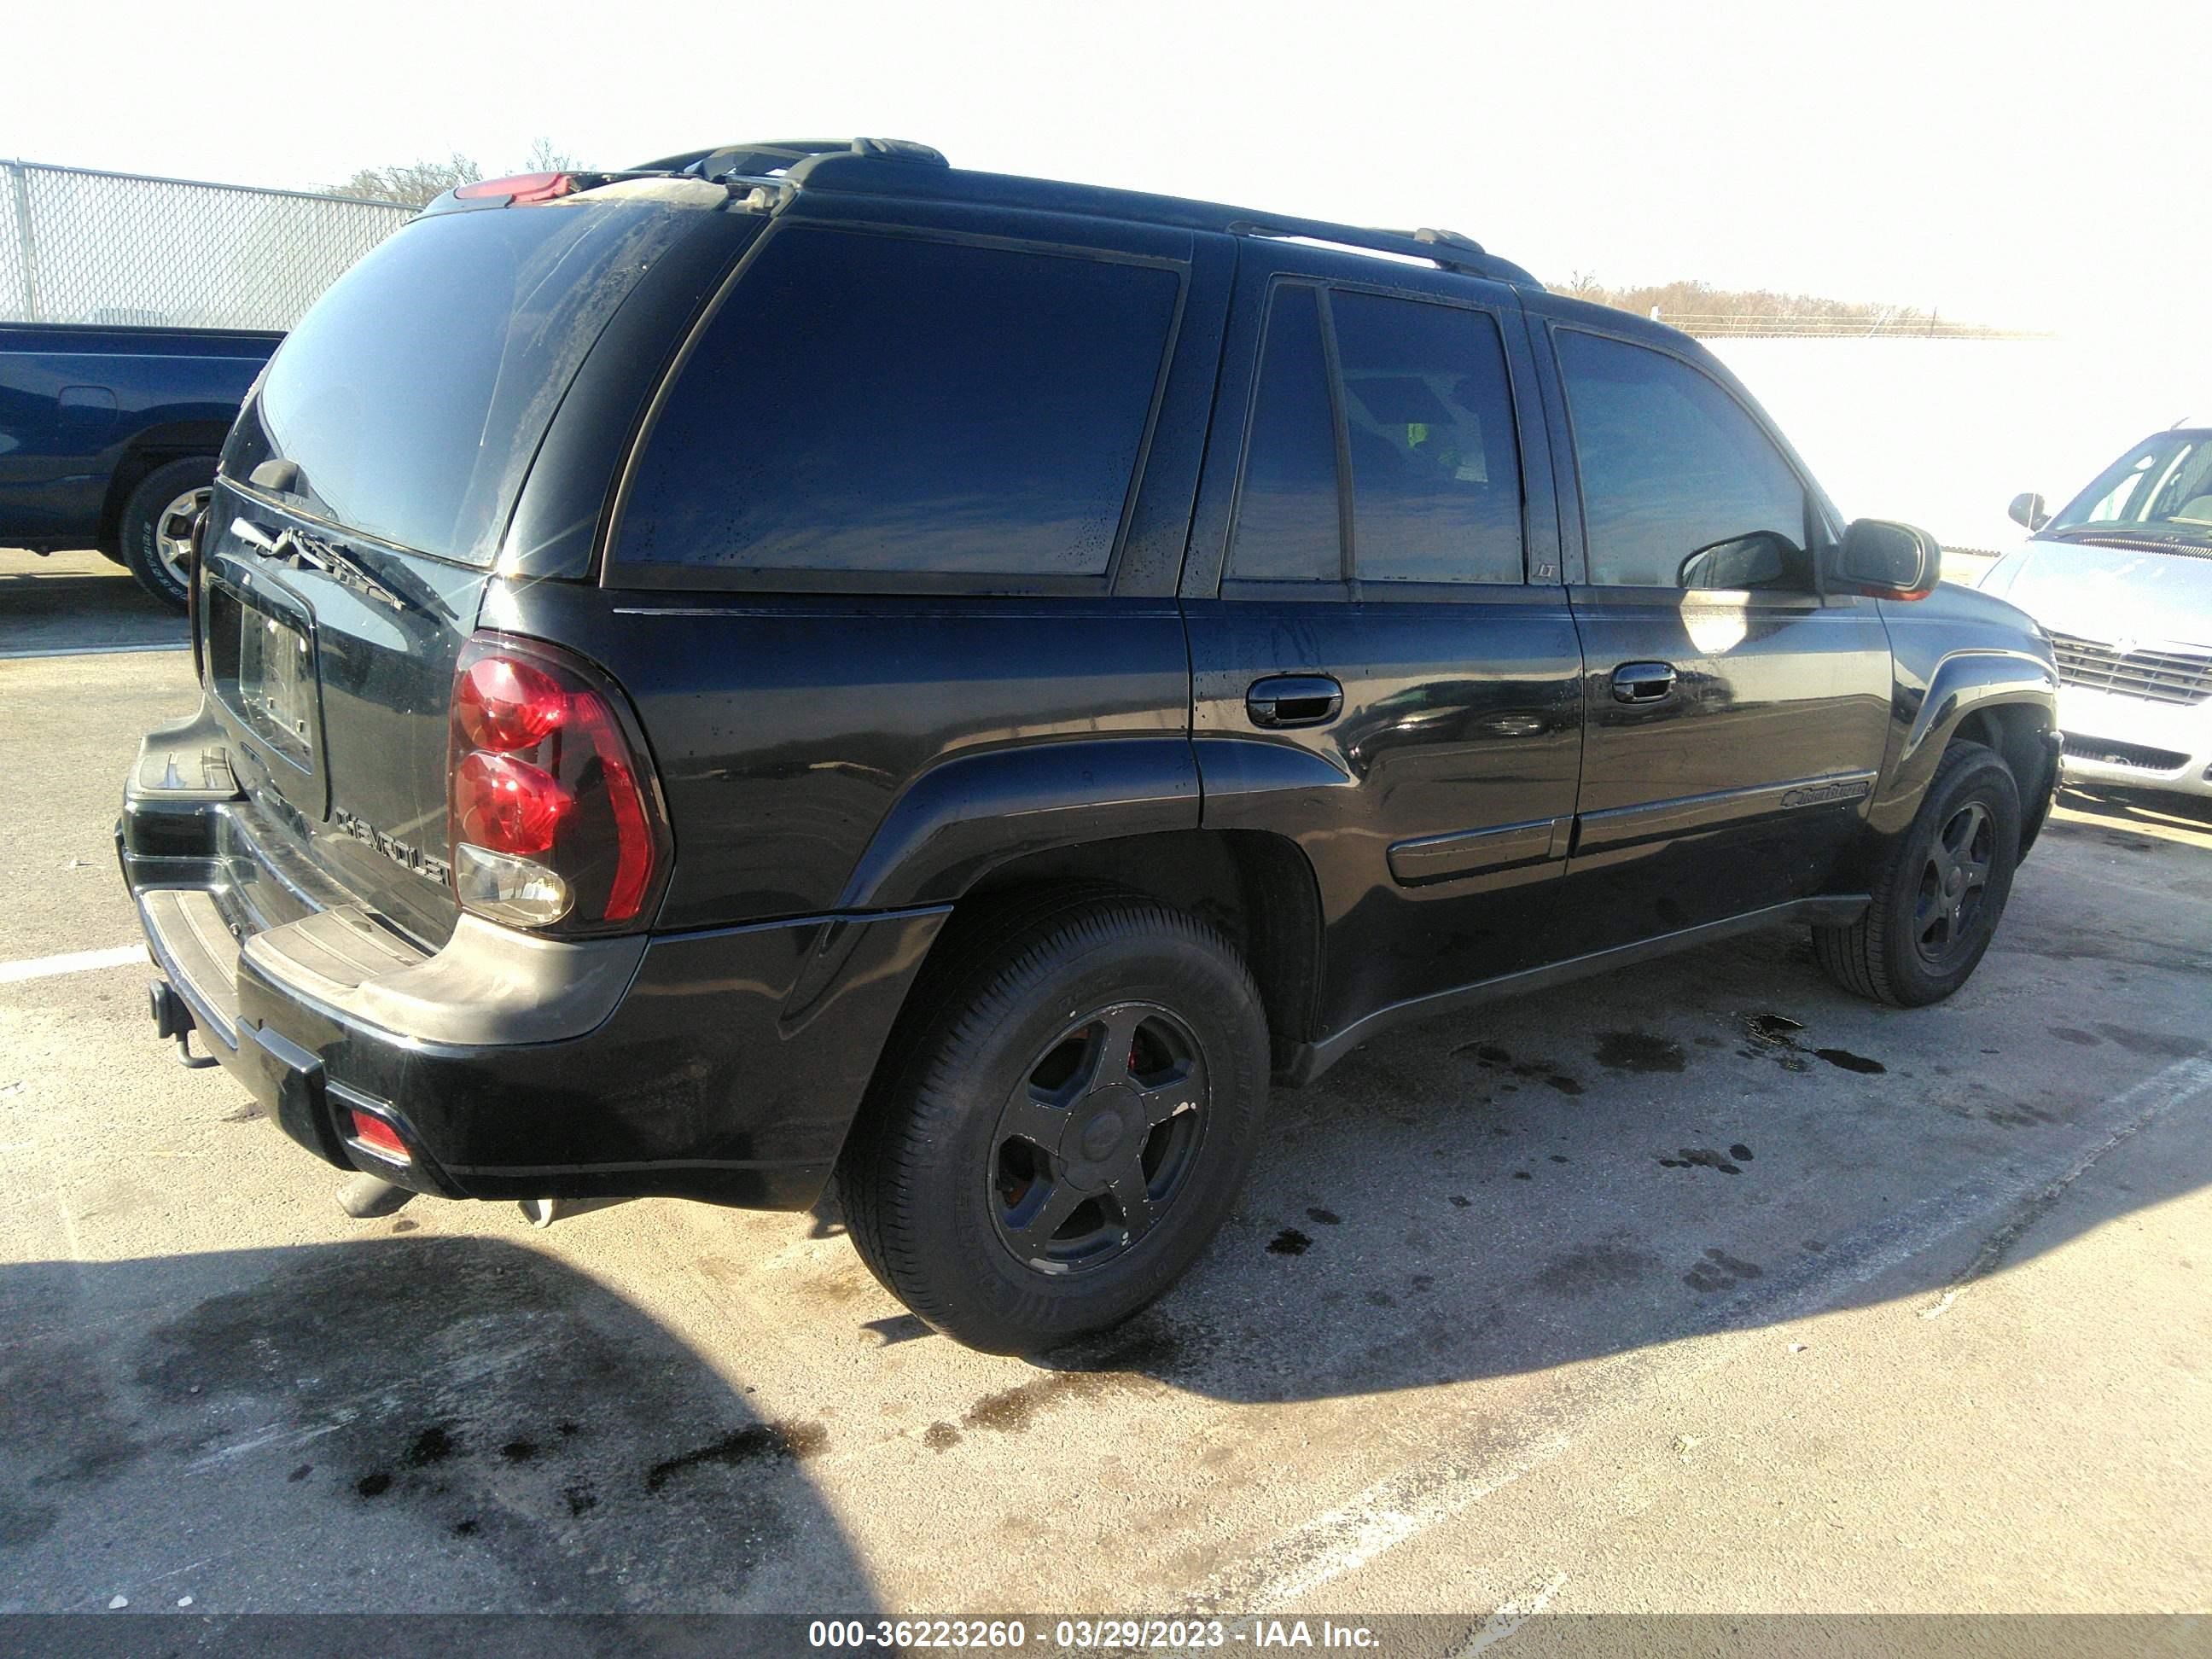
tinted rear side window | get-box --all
[1332,291,1522,584]
[617,227,1179,581]
[1555,329,1807,587]
[223,202,694,566]
[1226,283,1344,583]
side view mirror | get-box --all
[1835,518,1940,600]
[2008,491,2050,532]
[1679,531,1792,591]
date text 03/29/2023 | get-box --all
[806,1618,1383,1650]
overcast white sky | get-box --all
[5,0,2205,344]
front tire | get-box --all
[119,457,214,611]
[837,889,1271,1354]
[1814,739,2022,1006]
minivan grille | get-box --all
[2060,733,2190,773]
[2047,631,2212,706]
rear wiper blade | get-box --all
[231,518,405,611]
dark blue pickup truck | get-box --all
[0,323,280,608]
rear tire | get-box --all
[1814,740,2021,1006]
[119,457,214,611]
[837,888,1271,1354]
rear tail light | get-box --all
[446,634,668,932]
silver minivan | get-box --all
[1982,426,2212,801]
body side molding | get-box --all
[1283,894,1871,1084]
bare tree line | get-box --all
[333,138,579,207]
[1555,273,2018,337]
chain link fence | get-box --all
[1,160,413,331]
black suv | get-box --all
[122,139,2061,1353]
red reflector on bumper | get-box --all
[349,1110,410,1162]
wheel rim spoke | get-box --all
[1073,1004,1146,1096]
[1006,1180,1086,1258]
[154,488,208,584]
[1106,1162,1160,1244]
[1132,1054,1204,1127]
[999,1086,1068,1151]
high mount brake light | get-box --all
[454,172,574,205]
[446,635,666,931]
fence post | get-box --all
[5,161,37,322]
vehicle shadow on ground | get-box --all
[1009,856,2212,1407]
[0,550,183,656]
[2058,781,2212,847]
[0,1237,877,1615]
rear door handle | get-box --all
[1611,661,1677,703]
[1247,674,1343,729]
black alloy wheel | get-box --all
[837,887,1271,1353]
[1813,738,2022,1007]
[1912,799,1995,970]
[989,1002,1208,1275]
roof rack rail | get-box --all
[623,137,948,179]
[610,137,1538,288]
[1232,218,1497,277]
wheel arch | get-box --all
[97,423,228,554]
[959,826,1327,1070]
[1867,648,2059,841]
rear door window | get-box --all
[1555,329,1808,588]
[615,226,1180,583]
[1332,290,1523,584]
[1225,284,1345,583]
[1225,282,1527,589]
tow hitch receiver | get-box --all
[148,979,217,1069]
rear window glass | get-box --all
[223,202,695,567]
[614,226,1179,580]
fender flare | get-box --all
[833,736,1201,912]
[1867,647,2058,836]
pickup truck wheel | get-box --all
[837,890,1270,1354]
[1813,740,2021,1007]
[119,457,214,611]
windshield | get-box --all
[2047,430,2212,550]
[221,200,700,567]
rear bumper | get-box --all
[120,718,946,1209]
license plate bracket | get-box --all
[209,582,319,773]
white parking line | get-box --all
[1194,1050,2212,1612]
[0,640,189,661]
[0,945,146,986]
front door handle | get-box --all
[1247,674,1343,729]
[1611,661,1678,703]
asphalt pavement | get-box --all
[2,547,2208,1638]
